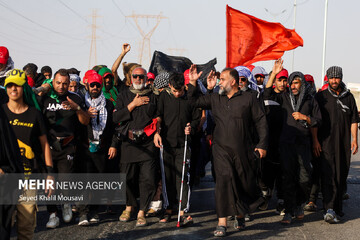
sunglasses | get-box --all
[89,82,101,88]
[132,74,145,80]
[240,77,247,82]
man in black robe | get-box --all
[188,66,268,237]
[264,59,322,224]
[315,66,359,223]
[113,67,158,227]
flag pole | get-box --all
[321,0,329,85]
[291,0,297,73]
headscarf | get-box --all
[234,66,260,93]
[99,67,118,106]
[252,66,269,92]
[69,74,80,86]
[0,56,14,79]
[154,72,170,90]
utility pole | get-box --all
[89,9,100,69]
[167,48,187,56]
[127,12,168,66]
[322,0,329,85]
[292,0,297,72]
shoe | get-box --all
[136,216,147,227]
[244,214,252,222]
[62,204,73,223]
[214,225,227,237]
[258,198,269,211]
[89,214,100,223]
[276,200,285,216]
[294,205,305,220]
[343,193,350,200]
[78,215,89,226]
[46,213,60,229]
[324,209,340,224]
[303,202,317,212]
[180,215,194,227]
[234,217,245,230]
[119,210,131,222]
[281,213,293,225]
[146,208,158,217]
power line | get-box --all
[112,0,140,35]
[0,1,84,41]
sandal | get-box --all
[136,216,147,227]
[234,217,245,230]
[159,213,171,223]
[180,215,194,227]
[214,225,227,237]
[119,210,131,222]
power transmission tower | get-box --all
[88,9,100,69]
[127,12,168,65]
[167,48,187,56]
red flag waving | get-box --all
[226,5,303,67]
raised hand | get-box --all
[87,106,98,118]
[272,58,284,76]
[63,97,80,111]
[189,64,203,84]
[207,70,217,90]
[122,43,131,54]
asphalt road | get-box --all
[10,152,360,240]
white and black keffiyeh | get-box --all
[154,72,170,89]
[85,92,108,141]
[0,56,14,78]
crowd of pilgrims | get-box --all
[0,43,358,239]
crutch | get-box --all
[177,134,188,228]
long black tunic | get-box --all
[188,84,268,217]
[315,87,359,214]
[113,87,157,163]
[156,90,201,148]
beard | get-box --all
[105,82,113,91]
[133,82,145,90]
[90,90,101,98]
[219,85,230,96]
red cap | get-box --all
[276,69,288,79]
[83,70,97,84]
[87,72,103,85]
[304,74,314,83]
[0,46,9,65]
[320,83,329,91]
[254,73,265,78]
[324,75,328,83]
[184,69,190,85]
[147,72,155,80]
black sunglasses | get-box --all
[240,77,247,82]
[132,74,145,80]
[90,82,101,88]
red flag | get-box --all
[226,5,304,68]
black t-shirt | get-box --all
[2,104,47,173]
[38,92,85,139]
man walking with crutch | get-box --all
[154,72,201,225]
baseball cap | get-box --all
[0,46,9,65]
[183,69,190,85]
[276,69,289,79]
[87,73,103,85]
[83,70,97,84]
[4,69,27,87]
[147,72,155,81]
[304,74,314,83]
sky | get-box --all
[0,0,359,88]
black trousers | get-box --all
[47,144,76,214]
[77,148,107,216]
[280,142,312,214]
[0,205,15,240]
[321,149,349,215]
[308,156,321,203]
[259,158,283,199]
[120,159,157,211]
[163,147,190,211]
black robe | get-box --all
[188,84,268,217]
[315,87,359,215]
